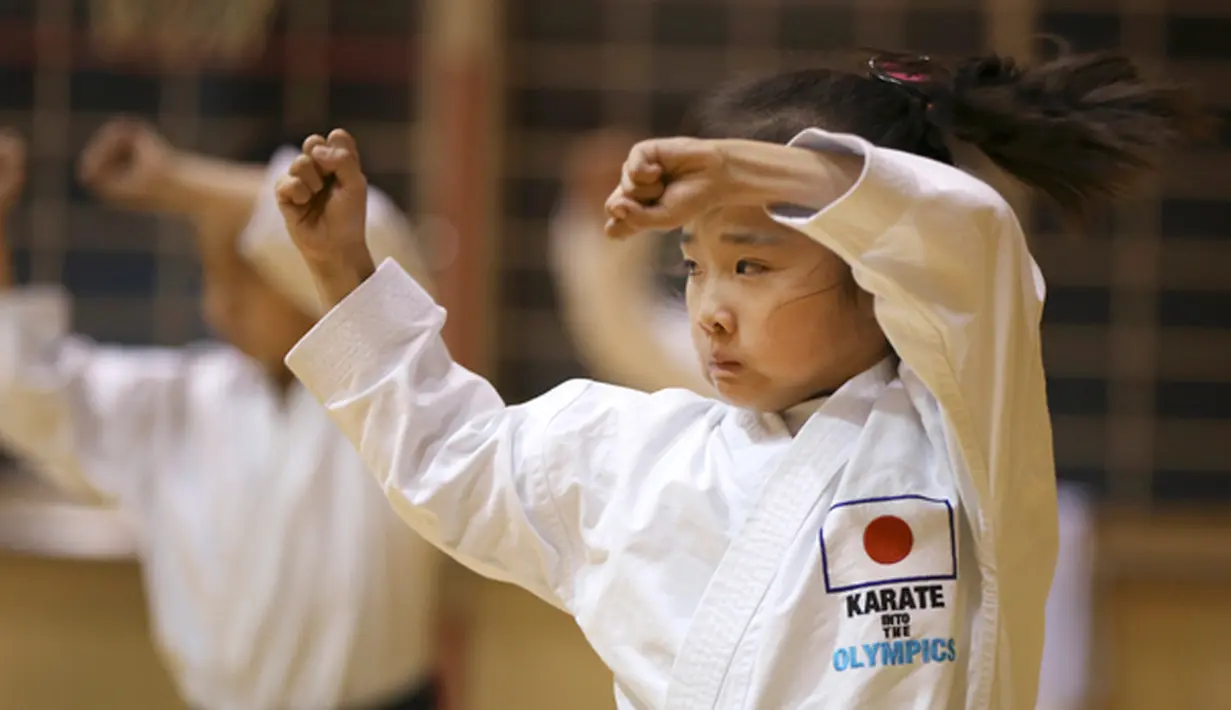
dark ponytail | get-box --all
[686,43,1214,217]
[942,51,1213,214]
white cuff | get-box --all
[766,128,917,259]
[285,258,446,402]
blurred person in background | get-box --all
[549,131,1098,710]
[0,122,442,710]
[272,44,1203,708]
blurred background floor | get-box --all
[0,551,187,709]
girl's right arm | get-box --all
[278,131,704,610]
[285,259,676,611]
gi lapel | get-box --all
[663,364,889,710]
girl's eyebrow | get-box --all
[678,231,783,246]
[721,232,783,246]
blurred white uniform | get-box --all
[1038,484,1095,710]
[286,129,1058,709]
[0,149,439,710]
[550,142,1096,710]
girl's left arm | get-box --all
[758,129,1056,708]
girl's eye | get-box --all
[682,259,699,276]
[735,260,766,275]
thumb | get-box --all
[276,199,301,229]
[616,202,677,233]
[275,175,313,214]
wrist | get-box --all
[308,251,376,281]
[305,247,377,306]
[714,139,860,210]
[144,150,198,214]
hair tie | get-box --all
[868,52,936,91]
[866,50,956,164]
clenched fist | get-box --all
[604,138,731,240]
[602,137,860,240]
[78,118,177,210]
[0,130,25,215]
[276,129,370,265]
[276,129,375,306]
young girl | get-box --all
[550,131,1099,710]
[0,122,441,710]
[276,49,1205,709]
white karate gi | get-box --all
[287,128,1059,709]
[0,150,440,710]
[550,141,1091,710]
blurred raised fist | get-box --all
[78,118,177,210]
[275,129,369,266]
[562,130,639,216]
[0,130,26,215]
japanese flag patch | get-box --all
[820,495,957,593]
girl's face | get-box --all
[681,205,888,412]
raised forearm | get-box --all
[305,246,377,310]
[159,152,268,235]
[715,139,863,211]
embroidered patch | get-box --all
[820,495,957,593]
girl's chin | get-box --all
[711,380,767,411]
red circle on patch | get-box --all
[863,515,914,565]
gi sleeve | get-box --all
[549,204,712,396]
[0,286,191,504]
[286,260,671,611]
[768,128,1048,476]
[769,129,1056,708]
